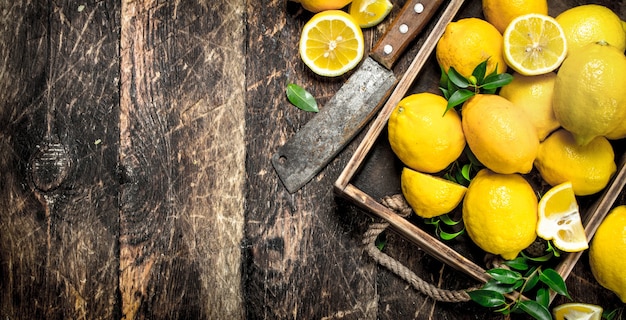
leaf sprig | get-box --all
[424,214,464,240]
[439,59,513,114]
[468,256,571,320]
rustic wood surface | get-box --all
[0,0,624,319]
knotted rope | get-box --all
[363,194,475,303]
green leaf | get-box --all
[482,279,518,294]
[523,269,541,292]
[446,89,475,111]
[439,229,465,240]
[424,218,439,226]
[461,164,472,182]
[603,308,619,320]
[539,269,570,299]
[522,251,554,262]
[375,233,387,251]
[468,289,506,308]
[517,300,552,320]
[448,67,470,88]
[286,83,319,112]
[487,269,523,285]
[439,65,449,89]
[471,59,488,84]
[481,73,514,90]
[504,257,529,271]
[535,287,550,308]
[440,87,450,99]
[440,214,462,226]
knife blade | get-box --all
[273,0,446,193]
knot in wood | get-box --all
[29,141,72,192]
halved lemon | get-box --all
[299,10,365,77]
[553,303,603,320]
[503,13,568,76]
[401,167,467,219]
[348,0,393,28]
[537,181,588,252]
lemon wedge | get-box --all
[503,13,568,76]
[400,167,467,219]
[299,10,364,77]
[537,181,588,252]
[553,303,603,320]
[348,0,393,28]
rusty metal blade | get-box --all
[272,57,396,193]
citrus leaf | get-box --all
[481,73,513,90]
[468,289,506,308]
[517,300,551,320]
[471,59,488,84]
[448,67,470,88]
[286,83,319,112]
[461,164,472,182]
[482,279,518,294]
[523,270,541,293]
[439,229,465,240]
[439,65,449,89]
[446,89,474,111]
[535,287,550,308]
[539,269,570,299]
[487,269,523,285]
[504,257,529,271]
[439,214,462,226]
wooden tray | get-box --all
[334,0,626,304]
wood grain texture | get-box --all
[119,0,245,318]
[1,1,121,318]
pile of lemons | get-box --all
[387,0,626,312]
[290,0,393,77]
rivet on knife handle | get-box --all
[370,0,445,70]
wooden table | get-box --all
[1,0,624,319]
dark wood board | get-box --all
[0,0,624,319]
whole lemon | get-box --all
[589,205,626,303]
[291,0,353,12]
[553,42,626,146]
[556,4,626,56]
[499,72,559,141]
[482,0,548,34]
[400,167,467,219]
[463,169,538,260]
[461,94,539,174]
[436,18,507,79]
[534,129,616,196]
[388,93,465,173]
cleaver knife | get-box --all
[273,0,446,193]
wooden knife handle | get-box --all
[370,0,446,70]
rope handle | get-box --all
[363,195,476,303]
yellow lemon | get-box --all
[482,0,548,34]
[292,0,353,12]
[537,182,588,252]
[348,0,392,28]
[553,303,603,320]
[462,169,538,260]
[461,94,538,174]
[436,18,507,79]
[499,72,559,141]
[552,41,626,146]
[503,13,568,76]
[535,129,616,196]
[589,205,626,303]
[388,93,465,173]
[556,4,626,56]
[299,10,364,77]
[400,167,467,219]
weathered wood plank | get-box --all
[119,0,245,318]
[1,1,120,318]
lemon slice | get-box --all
[400,167,467,219]
[348,0,393,28]
[553,303,603,320]
[299,10,365,77]
[537,181,589,252]
[503,13,568,76]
